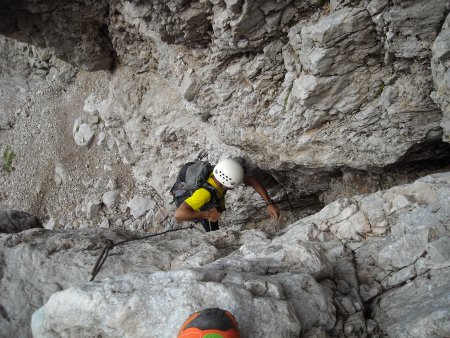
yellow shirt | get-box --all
[184,174,224,211]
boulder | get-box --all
[373,268,450,338]
[127,195,155,219]
[0,210,42,233]
[31,270,305,338]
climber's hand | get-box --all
[267,204,280,221]
[208,208,221,222]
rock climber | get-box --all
[173,157,280,232]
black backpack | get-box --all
[170,160,221,209]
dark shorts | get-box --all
[200,219,219,232]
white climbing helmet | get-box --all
[213,158,244,188]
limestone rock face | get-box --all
[0,0,450,337]
[1,173,449,337]
[0,227,335,337]
[31,270,307,338]
[107,0,446,170]
[1,0,448,167]
[0,0,114,71]
[228,0,447,169]
[1,0,450,233]
[431,12,450,142]
[372,268,450,338]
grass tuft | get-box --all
[3,147,16,173]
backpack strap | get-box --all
[199,181,223,212]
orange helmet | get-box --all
[177,308,240,338]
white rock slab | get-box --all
[31,270,302,338]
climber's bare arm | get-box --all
[244,175,280,221]
[174,202,220,222]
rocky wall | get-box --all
[0,173,448,337]
[1,0,450,231]
[0,0,114,71]
[0,1,450,336]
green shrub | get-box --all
[3,147,16,173]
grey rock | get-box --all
[73,121,95,147]
[344,312,366,336]
[206,235,334,280]
[274,273,336,333]
[43,218,56,230]
[366,0,389,16]
[431,13,450,143]
[0,0,449,335]
[87,114,99,125]
[308,198,371,241]
[0,210,43,233]
[54,163,68,186]
[0,174,449,337]
[376,230,429,269]
[366,319,378,334]
[107,178,118,190]
[427,236,450,268]
[0,227,178,337]
[97,131,106,145]
[382,0,448,59]
[381,265,416,289]
[302,326,329,338]
[359,193,386,227]
[31,270,302,338]
[102,190,120,211]
[336,296,356,315]
[127,195,155,219]
[359,282,382,302]
[373,268,450,338]
[86,199,102,220]
[0,226,338,338]
[414,257,429,276]
[99,219,109,228]
[180,70,198,101]
[0,0,114,70]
